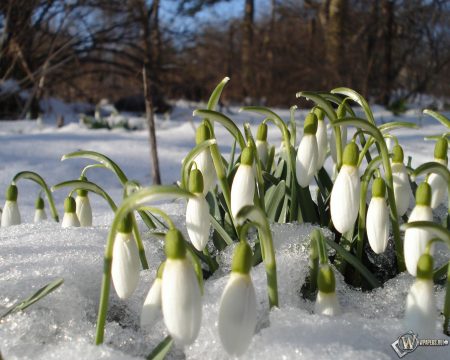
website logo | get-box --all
[391,331,449,358]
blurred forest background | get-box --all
[1,0,450,120]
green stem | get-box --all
[131,215,149,270]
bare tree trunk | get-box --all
[362,0,379,99]
[241,0,254,99]
[380,0,394,106]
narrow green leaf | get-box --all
[423,109,450,129]
[265,180,286,222]
[379,121,418,132]
[331,87,375,124]
[207,77,230,111]
[209,215,234,246]
[146,336,174,360]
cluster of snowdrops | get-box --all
[1,78,449,358]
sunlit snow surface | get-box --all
[0,103,449,359]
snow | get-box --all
[0,102,449,359]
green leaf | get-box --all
[12,171,60,222]
[413,162,450,183]
[209,215,234,246]
[146,335,174,360]
[207,77,230,111]
[1,278,64,319]
[289,105,297,146]
[61,150,128,184]
[265,180,286,222]
[423,109,450,129]
[331,87,375,124]
[379,121,418,132]
[193,109,246,149]
[296,92,337,123]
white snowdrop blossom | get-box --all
[314,265,341,316]
[141,263,165,330]
[404,254,437,338]
[296,112,319,187]
[428,138,448,209]
[111,215,141,299]
[218,241,257,356]
[76,185,93,227]
[194,122,216,194]
[61,196,80,228]
[330,142,360,234]
[366,178,389,254]
[186,168,210,251]
[231,147,255,220]
[316,115,328,170]
[391,145,412,216]
[1,185,21,227]
[404,183,433,276]
[34,196,47,223]
[256,122,269,168]
[161,229,202,346]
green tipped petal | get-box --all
[304,113,318,135]
[314,107,325,121]
[434,137,448,161]
[165,228,187,260]
[64,196,76,213]
[35,196,45,210]
[241,146,254,166]
[372,178,386,198]
[77,176,88,197]
[189,168,204,194]
[231,241,253,274]
[342,142,359,167]
[196,122,212,144]
[415,182,432,206]
[256,122,268,141]
[6,184,18,202]
[117,213,133,233]
[416,253,433,280]
[392,145,404,163]
[318,265,336,293]
[156,261,166,279]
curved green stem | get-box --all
[81,164,106,178]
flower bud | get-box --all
[34,196,47,223]
[367,178,389,254]
[315,265,341,316]
[1,185,21,227]
[61,196,80,228]
[434,137,448,161]
[231,147,255,220]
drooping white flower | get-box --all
[404,254,437,338]
[141,262,164,330]
[1,185,21,227]
[330,142,360,233]
[186,169,211,251]
[75,177,93,226]
[404,183,433,276]
[296,113,319,187]
[391,145,412,216]
[218,241,257,356]
[61,196,80,228]
[34,195,47,223]
[161,229,202,346]
[256,122,269,168]
[111,214,141,299]
[428,138,448,209]
[194,122,216,194]
[315,109,328,171]
[314,265,341,316]
[366,178,389,254]
[231,146,255,220]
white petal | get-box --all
[314,291,341,316]
[194,150,216,195]
[428,173,447,209]
[218,273,257,356]
[404,279,437,338]
[111,232,141,299]
[76,195,93,227]
[366,197,389,254]
[256,140,269,168]
[162,258,202,346]
[316,120,328,170]
[61,212,80,228]
[186,195,211,251]
[330,165,360,233]
[34,209,47,223]
[231,165,255,220]
[404,205,433,276]
[392,163,412,216]
[1,201,21,227]
[295,134,319,187]
[141,278,162,329]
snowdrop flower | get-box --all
[141,262,164,330]
[314,108,328,170]
[61,196,80,228]
[218,241,257,356]
[367,178,389,254]
[111,214,140,299]
[162,229,202,346]
[34,195,47,223]
[296,113,319,187]
[404,254,437,338]
[404,182,433,276]
[186,168,210,251]
[231,146,255,221]
[75,176,93,227]
[1,184,21,227]
[315,264,341,316]
[428,138,448,209]
[194,122,216,194]
[391,145,412,216]
[330,142,360,233]
[255,122,269,169]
